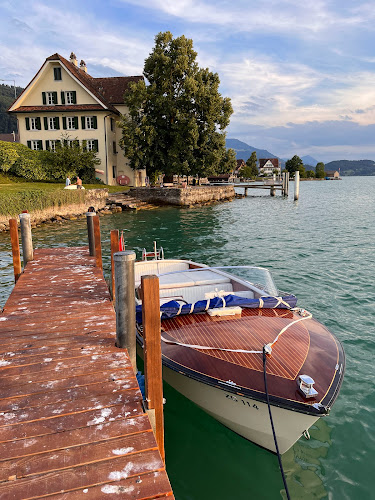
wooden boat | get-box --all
[134,254,345,454]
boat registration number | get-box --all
[226,394,259,410]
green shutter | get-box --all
[61,91,65,105]
[27,140,31,149]
[74,116,78,129]
[38,140,43,150]
[72,91,77,104]
[55,117,60,130]
[25,117,30,130]
[36,117,41,130]
[53,92,58,104]
[42,92,46,105]
[62,117,67,130]
[93,116,97,129]
[94,140,99,152]
[81,116,86,129]
[45,140,50,150]
[44,117,48,130]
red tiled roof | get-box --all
[0,133,19,142]
[259,158,280,168]
[93,76,143,104]
[13,105,107,113]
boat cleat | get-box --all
[297,374,318,398]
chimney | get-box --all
[80,60,87,73]
[69,52,78,66]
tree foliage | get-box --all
[119,31,233,178]
[285,155,303,177]
[0,141,46,180]
[315,162,325,178]
[245,151,258,178]
[0,84,23,134]
[306,170,315,178]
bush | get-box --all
[0,141,46,180]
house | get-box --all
[235,159,245,175]
[8,52,145,186]
[207,173,236,183]
[325,170,340,179]
[0,132,19,142]
[259,158,280,176]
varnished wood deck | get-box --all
[0,247,173,499]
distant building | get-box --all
[0,132,19,142]
[259,158,280,176]
[8,52,145,186]
[207,173,236,183]
[235,159,245,175]
[325,170,340,179]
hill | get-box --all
[301,155,319,167]
[325,160,375,176]
[0,84,23,134]
[226,138,279,161]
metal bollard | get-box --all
[114,251,136,371]
[86,212,96,256]
[19,213,34,267]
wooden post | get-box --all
[244,187,248,196]
[86,212,96,256]
[114,251,137,370]
[282,173,285,196]
[294,171,300,201]
[141,274,165,462]
[19,212,34,267]
[286,172,290,197]
[270,186,276,196]
[9,219,22,282]
[93,215,103,270]
[110,229,119,301]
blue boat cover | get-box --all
[136,294,297,324]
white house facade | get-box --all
[8,52,145,186]
[259,158,281,176]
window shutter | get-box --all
[53,92,58,104]
[36,117,41,130]
[27,140,31,149]
[81,116,86,129]
[38,140,43,150]
[42,92,46,105]
[61,91,65,105]
[44,117,48,130]
[74,116,78,129]
[25,117,30,130]
[62,117,67,130]
[72,91,77,104]
[94,140,99,152]
[55,117,60,130]
[93,116,97,129]
[46,140,50,150]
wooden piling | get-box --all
[86,212,96,256]
[110,229,119,301]
[270,186,276,196]
[141,274,165,462]
[294,171,300,201]
[114,251,137,371]
[244,187,248,196]
[19,212,34,267]
[9,219,22,283]
[93,215,103,270]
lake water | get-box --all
[0,177,374,499]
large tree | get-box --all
[315,162,325,178]
[246,151,258,178]
[285,155,303,177]
[119,31,233,178]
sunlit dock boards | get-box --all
[0,247,173,499]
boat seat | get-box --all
[135,261,189,287]
[160,283,233,304]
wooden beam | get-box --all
[9,219,22,283]
[141,275,165,462]
[93,215,103,270]
[110,230,119,301]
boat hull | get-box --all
[162,364,319,454]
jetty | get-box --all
[0,235,173,498]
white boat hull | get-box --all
[162,365,319,454]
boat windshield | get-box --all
[214,266,279,296]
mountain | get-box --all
[0,84,24,134]
[301,155,319,167]
[226,138,279,161]
[325,160,375,176]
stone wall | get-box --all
[127,185,235,206]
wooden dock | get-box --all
[0,246,173,499]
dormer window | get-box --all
[53,67,62,81]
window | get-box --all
[86,139,98,152]
[45,117,60,130]
[113,141,117,154]
[54,67,62,80]
[67,117,77,130]
[42,91,58,105]
[28,140,42,150]
[86,116,95,129]
[25,117,41,130]
[112,165,117,179]
[81,115,97,129]
[30,118,38,130]
[110,118,114,131]
[46,140,58,152]
[66,91,76,105]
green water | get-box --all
[0,177,374,499]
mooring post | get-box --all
[286,172,290,197]
[294,171,300,201]
[92,215,103,270]
[244,187,248,196]
[19,213,34,267]
[86,211,96,256]
[110,229,119,301]
[114,251,137,371]
[9,218,22,282]
[270,186,276,196]
[282,173,285,196]
[141,274,165,462]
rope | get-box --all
[263,347,291,500]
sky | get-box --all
[1,0,375,163]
